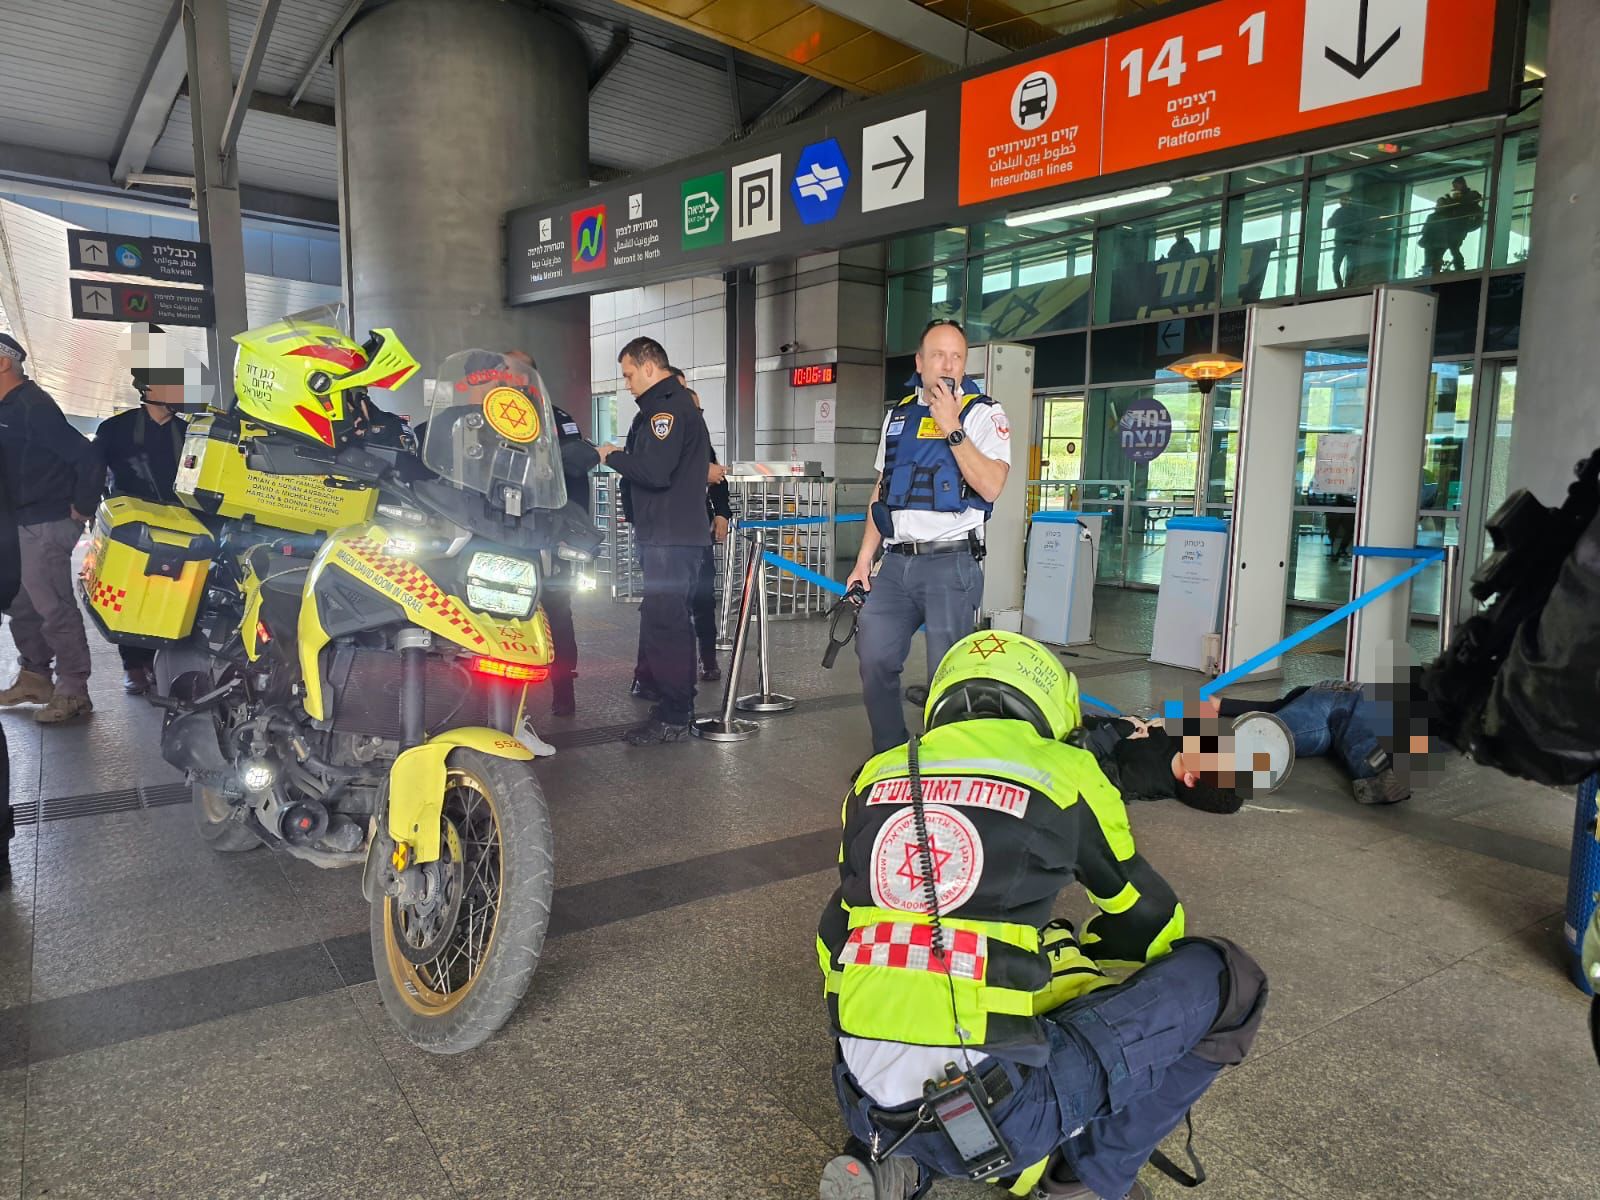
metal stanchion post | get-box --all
[715,516,739,652]
[1439,543,1459,653]
[737,549,797,714]
[693,532,761,741]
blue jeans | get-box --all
[855,550,985,753]
[833,942,1230,1200]
[1274,683,1391,780]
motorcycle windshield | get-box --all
[420,350,567,511]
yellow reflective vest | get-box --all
[817,719,1184,1057]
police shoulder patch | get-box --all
[651,413,674,440]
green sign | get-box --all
[680,172,725,250]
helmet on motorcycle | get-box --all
[924,631,1082,741]
[231,304,419,447]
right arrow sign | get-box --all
[1301,0,1427,112]
[861,111,926,213]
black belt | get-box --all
[885,539,970,556]
[856,1061,1017,1132]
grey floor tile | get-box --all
[1182,881,1458,1055]
[1270,836,1564,960]
[1454,784,1584,849]
[0,1067,23,1200]
[29,826,319,1001]
[1460,909,1574,993]
[21,991,452,1200]
[1199,976,1600,1200]
[0,835,35,1011]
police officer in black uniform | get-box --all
[631,367,729,696]
[93,325,190,696]
[598,337,711,745]
[506,350,598,718]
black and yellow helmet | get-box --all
[925,631,1082,740]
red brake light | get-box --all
[469,656,547,683]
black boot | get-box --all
[552,677,576,718]
[700,656,721,683]
[819,1150,926,1200]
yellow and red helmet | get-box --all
[231,304,419,447]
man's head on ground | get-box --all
[0,333,25,387]
[916,319,967,392]
[619,337,670,398]
[1168,723,1243,810]
[925,631,1080,742]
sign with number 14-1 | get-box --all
[1102,0,1496,175]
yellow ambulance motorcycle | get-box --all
[78,307,597,1053]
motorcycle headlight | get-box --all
[466,553,538,619]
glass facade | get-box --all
[885,101,1542,615]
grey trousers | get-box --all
[9,519,92,695]
[855,549,985,753]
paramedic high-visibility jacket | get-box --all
[817,717,1184,1065]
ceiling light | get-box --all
[1004,184,1175,227]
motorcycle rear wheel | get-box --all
[371,749,553,1054]
[192,782,262,853]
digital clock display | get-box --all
[790,363,838,388]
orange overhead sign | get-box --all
[958,41,1106,206]
[959,0,1503,208]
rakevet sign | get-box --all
[507,0,1518,304]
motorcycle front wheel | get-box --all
[370,749,554,1054]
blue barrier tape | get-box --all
[1350,545,1441,560]
[1189,548,1445,705]
[738,512,868,529]
[762,550,849,596]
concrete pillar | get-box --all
[183,0,249,385]
[336,0,590,420]
[1507,0,1600,502]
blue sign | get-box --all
[1118,398,1172,463]
[790,138,851,225]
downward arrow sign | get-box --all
[1324,0,1403,79]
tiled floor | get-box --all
[0,587,1593,1199]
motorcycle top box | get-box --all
[175,410,378,536]
[79,496,216,646]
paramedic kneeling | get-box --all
[818,632,1268,1200]
[849,319,1011,754]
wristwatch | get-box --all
[946,429,967,447]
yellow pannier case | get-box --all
[80,497,217,645]
[174,412,376,537]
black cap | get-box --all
[0,333,25,364]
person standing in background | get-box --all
[599,338,711,745]
[93,324,190,696]
[0,333,101,724]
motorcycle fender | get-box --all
[387,728,534,863]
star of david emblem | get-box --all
[897,838,951,890]
[968,633,1009,660]
[496,397,530,430]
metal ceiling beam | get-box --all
[179,81,336,127]
[289,0,366,107]
[0,140,338,228]
[724,48,744,137]
[730,76,838,141]
[806,0,1007,64]
[110,0,188,185]
[222,0,284,159]
[588,27,631,92]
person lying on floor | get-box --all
[1078,679,1431,812]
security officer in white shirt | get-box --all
[847,319,1012,753]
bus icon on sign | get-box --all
[1012,71,1056,130]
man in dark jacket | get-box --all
[0,333,101,723]
[598,337,711,745]
[93,325,191,695]
[632,367,729,697]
